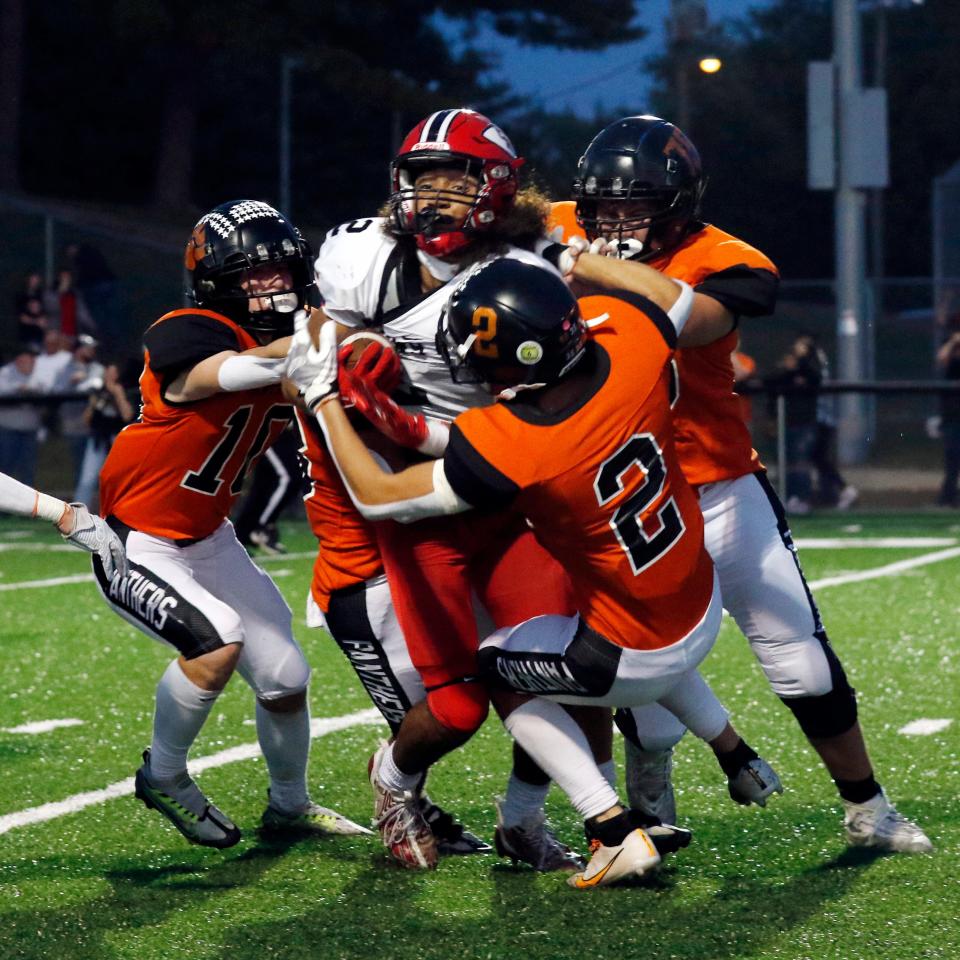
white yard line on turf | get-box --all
[0,708,382,836]
[806,546,960,590]
[796,537,957,548]
[3,718,84,734]
[0,552,316,591]
[898,719,953,735]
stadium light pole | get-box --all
[834,0,871,463]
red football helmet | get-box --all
[389,108,524,258]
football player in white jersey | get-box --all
[0,471,126,577]
[307,108,599,871]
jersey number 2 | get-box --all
[594,433,684,575]
[182,404,292,497]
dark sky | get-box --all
[466,0,773,117]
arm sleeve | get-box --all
[144,314,241,379]
[695,266,779,318]
[0,471,40,516]
[442,424,521,511]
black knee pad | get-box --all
[781,636,858,739]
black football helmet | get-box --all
[436,258,586,390]
[184,200,315,340]
[571,115,706,261]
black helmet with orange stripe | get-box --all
[184,200,315,341]
[436,257,586,391]
[572,115,705,262]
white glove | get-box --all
[285,321,339,411]
[61,503,128,580]
[556,234,590,280]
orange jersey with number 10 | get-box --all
[447,293,714,651]
[99,309,291,541]
[549,201,779,487]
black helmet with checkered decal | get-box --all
[184,200,316,341]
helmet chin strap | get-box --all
[416,247,461,282]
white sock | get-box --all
[504,699,620,821]
[599,758,617,791]
[377,741,423,795]
[256,698,311,813]
[149,660,221,783]
[499,772,551,828]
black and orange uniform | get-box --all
[100,308,291,540]
[297,409,382,613]
[549,201,779,488]
[443,292,714,651]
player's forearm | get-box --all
[0,472,67,524]
[676,294,736,348]
[318,399,424,506]
[571,252,683,313]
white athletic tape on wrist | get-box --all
[35,491,67,524]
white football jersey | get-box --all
[315,217,559,421]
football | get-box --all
[339,330,398,369]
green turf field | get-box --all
[1,514,958,960]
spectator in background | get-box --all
[31,330,74,393]
[810,340,858,510]
[56,335,105,491]
[766,334,822,515]
[45,269,94,339]
[936,330,960,508]
[16,271,49,346]
[66,243,119,341]
[0,344,43,485]
[73,359,134,508]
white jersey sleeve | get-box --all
[0,471,40,517]
[314,218,397,329]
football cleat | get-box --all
[624,740,677,825]
[568,828,662,889]
[727,757,784,807]
[629,811,693,857]
[248,526,286,555]
[843,791,933,854]
[494,798,585,872]
[260,791,372,837]
[420,796,492,855]
[134,749,240,849]
[369,743,438,869]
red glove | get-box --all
[339,368,429,450]
[337,339,402,396]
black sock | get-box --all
[834,775,881,804]
[716,738,758,779]
[584,810,633,847]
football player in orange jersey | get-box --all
[286,255,782,887]
[92,201,370,849]
[548,115,931,854]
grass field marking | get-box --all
[898,719,953,735]
[0,707,383,836]
[807,545,960,590]
[0,572,96,591]
[796,537,957,549]
[2,718,85,735]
